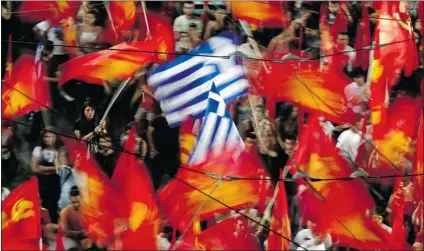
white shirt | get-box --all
[1,187,11,201]
[336,129,362,162]
[32,146,58,166]
[345,82,370,114]
[156,235,171,250]
[173,15,203,34]
[291,229,332,250]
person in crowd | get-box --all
[203,5,227,40]
[56,150,77,212]
[77,10,103,55]
[328,31,357,73]
[235,96,252,133]
[157,226,173,250]
[302,16,320,69]
[31,129,62,223]
[73,100,106,142]
[147,103,180,189]
[276,105,299,140]
[290,220,333,251]
[173,1,203,41]
[76,1,94,24]
[95,135,118,178]
[132,66,156,126]
[188,23,203,48]
[59,186,94,250]
[345,67,370,115]
[231,215,263,250]
[336,115,365,163]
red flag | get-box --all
[158,150,262,232]
[1,177,42,250]
[138,11,175,61]
[391,184,409,249]
[354,4,371,70]
[109,1,136,32]
[194,217,262,250]
[1,54,51,119]
[59,40,157,86]
[56,226,65,250]
[293,117,405,250]
[369,29,389,141]
[18,1,79,26]
[259,64,356,125]
[228,1,286,28]
[373,96,422,174]
[375,2,418,87]
[111,127,160,250]
[61,17,78,58]
[415,113,423,198]
[64,138,123,247]
[267,172,291,250]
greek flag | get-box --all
[188,83,245,164]
[148,32,249,128]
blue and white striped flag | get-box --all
[148,32,249,128]
[188,83,245,164]
[34,41,43,79]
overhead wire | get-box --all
[3,2,422,248]
[3,35,421,63]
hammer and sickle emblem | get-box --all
[11,199,35,222]
[2,198,35,230]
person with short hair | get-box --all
[203,5,227,40]
[59,186,94,250]
[344,67,370,114]
[173,1,203,41]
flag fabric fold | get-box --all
[1,177,42,250]
[158,149,262,232]
[147,32,249,127]
[354,4,371,71]
[64,138,123,247]
[2,54,51,119]
[266,172,291,251]
[59,40,157,86]
[18,1,79,26]
[259,64,356,125]
[372,96,422,174]
[228,1,286,28]
[111,127,160,250]
[292,117,405,250]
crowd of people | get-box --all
[1,1,424,250]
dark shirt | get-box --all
[151,115,179,155]
[73,119,96,138]
[95,151,118,178]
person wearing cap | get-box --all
[344,67,370,115]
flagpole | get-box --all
[257,183,279,233]
[239,20,269,73]
[140,0,151,40]
[100,77,132,123]
[171,178,223,251]
[104,1,118,39]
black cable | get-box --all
[2,35,420,64]
[169,174,307,250]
